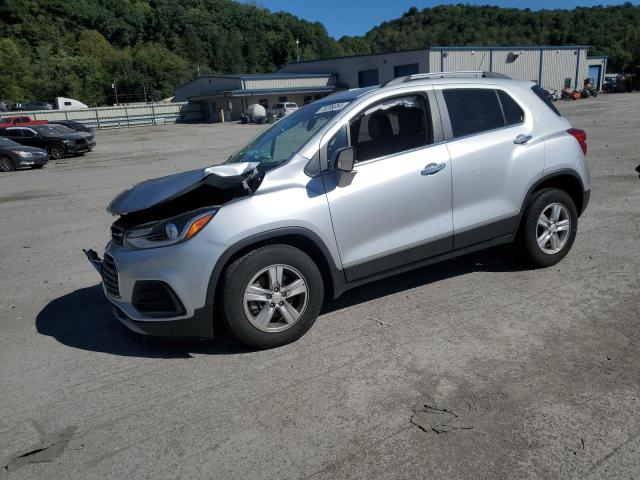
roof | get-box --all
[189,86,336,101]
[432,45,590,51]
[282,48,431,66]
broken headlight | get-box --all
[124,208,215,250]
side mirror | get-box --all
[332,147,355,173]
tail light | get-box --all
[567,128,587,155]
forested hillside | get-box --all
[1,1,639,106]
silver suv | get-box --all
[86,72,591,349]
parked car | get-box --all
[270,102,298,118]
[85,72,591,349]
[0,124,96,159]
[18,101,53,111]
[0,116,48,128]
[50,120,94,133]
[0,137,48,172]
[0,101,8,112]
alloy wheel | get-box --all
[0,156,14,172]
[243,264,309,333]
[49,144,65,159]
[537,203,571,254]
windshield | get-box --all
[227,99,352,170]
[0,137,18,147]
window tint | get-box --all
[443,89,504,138]
[349,94,432,162]
[497,90,525,125]
[531,85,561,116]
[327,125,348,164]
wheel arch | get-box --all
[517,170,587,233]
[206,228,346,318]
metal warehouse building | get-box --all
[173,73,337,122]
[176,46,607,122]
[280,46,607,93]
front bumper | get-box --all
[84,236,228,338]
[13,153,48,168]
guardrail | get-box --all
[9,102,203,129]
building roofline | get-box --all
[281,48,431,67]
[432,45,590,51]
[189,86,336,101]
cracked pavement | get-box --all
[0,95,639,479]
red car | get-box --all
[0,116,48,128]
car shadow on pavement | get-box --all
[324,246,526,314]
[36,247,525,358]
[35,284,252,359]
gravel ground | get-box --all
[0,94,639,479]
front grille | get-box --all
[77,138,87,146]
[111,224,124,245]
[102,253,120,297]
[132,281,185,317]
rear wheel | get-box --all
[0,155,15,172]
[48,143,66,159]
[519,188,578,267]
[222,244,324,349]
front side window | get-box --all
[349,94,432,163]
[443,89,504,138]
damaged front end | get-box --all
[105,162,261,247]
[83,162,263,338]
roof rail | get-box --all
[383,71,511,87]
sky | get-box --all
[239,0,639,38]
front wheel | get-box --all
[0,155,15,172]
[519,188,578,267]
[222,245,324,349]
[48,143,66,159]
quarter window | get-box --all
[442,89,505,138]
[497,90,525,125]
[348,94,432,163]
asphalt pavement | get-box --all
[0,95,639,479]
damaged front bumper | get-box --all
[83,240,225,339]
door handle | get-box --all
[421,163,446,176]
[514,134,532,145]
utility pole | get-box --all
[296,39,300,62]
[112,80,119,105]
[142,82,148,103]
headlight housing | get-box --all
[123,208,215,250]
[11,150,32,158]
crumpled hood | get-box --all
[107,162,259,215]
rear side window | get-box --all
[497,90,525,125]
[443,89,504,138]
[442,88,504,137]
[531,85,561,116]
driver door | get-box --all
[321,89,453,281]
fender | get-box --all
[515,168,588,231]
[203,227,347,321]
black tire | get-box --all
[222,244,324,349]
[518,188,578,268]
[0,155,15,172]
[47,143,66,159]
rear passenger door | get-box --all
[5,128,24,144]
[321,89,453,281]
[436,86,544,249]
